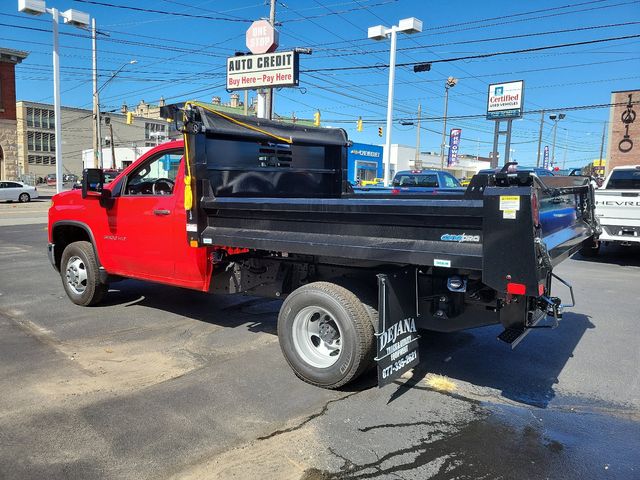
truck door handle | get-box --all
[153,209,171,216]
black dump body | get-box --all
[174,105,598,297]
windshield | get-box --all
[606,169,640,189]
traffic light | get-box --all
[126,111,134,125]
[313,110,320,127]
[357,117,363,132]
[378,126,383,137]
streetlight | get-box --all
[94,59,137,168]
[440,76,457,170]
[549,113,566,168]
[368,17,423,187]
[18,0,90,194]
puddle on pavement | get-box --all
[300,414,567,479]
[298,400,638,480]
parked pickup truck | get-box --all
[586,165,640,255]
[48,103,599,389]
[354,169,462,194]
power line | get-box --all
[304,34,640,72]
[311,21,640,58]
[72,0,253,22]
[300,0,633,50]
[319,101,640,123]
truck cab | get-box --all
[48,141,215,294]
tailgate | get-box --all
[595,190,640,225]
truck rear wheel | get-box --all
[278,282,376,389]
[60,241,107,306]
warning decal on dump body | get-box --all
[499,195,520,211]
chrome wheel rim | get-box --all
[65,256,88,295]
[19,193,28,202]
[291,306,342,368]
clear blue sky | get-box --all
[3,0,640,167]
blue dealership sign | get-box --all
[348,143,383,183]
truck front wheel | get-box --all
[60,241,108,306]
[278,282,376,389]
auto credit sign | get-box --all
[486,80,524,120]
[227,51,299,91]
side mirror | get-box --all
[82,168,105,198]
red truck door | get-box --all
[104,149,183,280]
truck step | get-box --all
[498,325,531,349]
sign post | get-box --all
[487,80,524,168]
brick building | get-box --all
[0,48,28,180]
[606,89,640,175]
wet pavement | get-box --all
[0,219,638,479]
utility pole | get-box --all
[599,120,607,171]
[562,129,569,169]
[109,121,116,170]
[265,0,276,120]
[549,113,565,168]
[92,18,102,169]
[536,110,545,167]
[415,103,421,169]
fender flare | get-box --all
[51,220,108,282]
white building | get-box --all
[82,146,153,170]
[388,144,491,180]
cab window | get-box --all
[124,150,183,196]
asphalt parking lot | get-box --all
[0,201,638,480]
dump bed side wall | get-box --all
[200,197,485,270]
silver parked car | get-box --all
[0,181,39,202]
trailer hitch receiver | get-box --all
[537,273,575,328]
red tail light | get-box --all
[531,191,540,227]
[507,282,526,295]
[391,188,400,195]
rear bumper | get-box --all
[599,224,640,243]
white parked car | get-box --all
[0,181,39,203]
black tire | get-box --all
[18,193,30,203]
[579,240,600,257]
[278,282,376,389]
[60,241,108,306]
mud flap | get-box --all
[375,269,421,387]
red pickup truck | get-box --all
[48,104,598,389]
